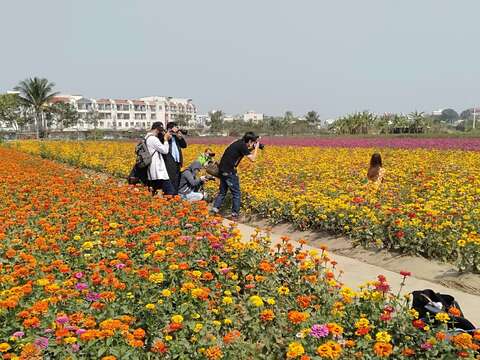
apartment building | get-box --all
[49,95,197,131]
[243,111,264,123]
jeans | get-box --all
[213,172,241,215]
[149,179,175,196]
[181,191,204,202]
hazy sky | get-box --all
[1,0,479,118]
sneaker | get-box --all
[210,207,220,215]
[230,213,239,221]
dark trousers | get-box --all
[149,179,175,196]
[213,172,241,215]
[169,162,181,194]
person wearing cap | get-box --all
[145,122,175,196]
[212,131,260,220]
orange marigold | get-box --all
[373,342,393,357]
[151,340,168,354]
[288,310,310,324]
[205,346,223,360]
[260,309,275,322]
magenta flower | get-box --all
[56,315,69,324]
[71,344,80,352]
[76,329,86,335]
[421,342,433,350]
[310,324,329,338]
[75,282,88,291]
[34,337,49,349]
[74,272,84,279]
[115,263,126,269]
[86,291,100,302]
[12,331,25,338]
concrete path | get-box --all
[229,220,480,327]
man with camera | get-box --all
[163,121,187,194]
[178,160,215,201]
[212,131,261,220]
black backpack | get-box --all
[135,134,156,169]
[411,289,476,331]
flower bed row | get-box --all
[1,148,479,358]
[8,140,480,273]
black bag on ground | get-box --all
[411,289,476,331]
[128,164,149,186]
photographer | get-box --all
[197,148,215,166]
[145,122,175,196]
[178,160,214,201]
[212,131,261,220]
[163,121,187,194]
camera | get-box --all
[170,129,188,136]
[258,143,265,150]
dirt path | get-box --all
[229,220,480,327]
[238,217,480,297]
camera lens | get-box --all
[259,143,265,150]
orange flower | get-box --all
[402,348,415,357]
[133,328,146,339]
[288,311,309,324]
[296,295,312,309]
[448,306,462,317]
[101,357,117,360]
[452,333,475,350]
[260,309,275,322]
[373,342,393,357]
[151,340,168,354]
[223,330,241,344]
[205,346,223,360]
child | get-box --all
[367,153,385,184]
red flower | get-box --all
[400,271,411,277]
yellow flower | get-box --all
[194,323,203,332]
[192,313,201,319]
[82,241,94,250]
[376,331,391,343]
[191,270,202,278]
[408,309,419,319]
[223,318,232,325]
[73,235,81,241]
[161,289,172,297]
[171,315,184,324]
[149,272,164,283]
[222,296,233,305]
[267,298,276,305]
[165,335,173,341]
[277,286,290,295]
[213,320,222,327]
[435,312,450,323]
[36,278,50,286]
[457,239,466,247]
[145,303,156,310]
[249,295,264,307]
[286,342,304,358]
[0,343,11,352]
[64,337,77,344]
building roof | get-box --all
[114,99,130,104]
[132,100,145,105]
[49,96,70,104]
[96,99,111,104]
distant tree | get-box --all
[176,113,189,127]
[0,93,24,131]
[48,102,80,130]
[14,77,59,138]
[284,111,295,124]
[85,109,101,129]
[460,109,472,120]
[208,110,224,132]
[408,111,426,133]
[305,111,320,124]
[440,108,459,123]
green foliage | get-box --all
[208,110,224,132]
[0,93,23,130]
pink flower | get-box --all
[56,315,69,324]
[74,272,84,279]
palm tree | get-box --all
[14,77,59,139]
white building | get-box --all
[48,95,197,131]
[243,111,264,123]
[195,114,210,128]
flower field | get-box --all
[188,136,480,151]
[1,146,479,359]
[9,140,480,273]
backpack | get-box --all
[135,134,156,169]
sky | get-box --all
[1,0,479,118]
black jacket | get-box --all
[178,161,203,195]
[164,134,187,166]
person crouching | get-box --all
[178,161,213,201]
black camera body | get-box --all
[258,143,265,150]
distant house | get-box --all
[243,111,264,123]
